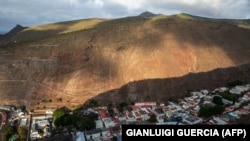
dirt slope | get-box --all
[0,14,249,109]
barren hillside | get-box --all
[0,13,250,109]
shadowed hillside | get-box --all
[0,13,249,109]
[90,63,250,105]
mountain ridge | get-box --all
[0,12,249,109]
[0,24,27,46]
[1,11,250,46]
[138,11,160,18]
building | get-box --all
[156,114,165,123]
[229,86,248,95]
[76,132,85,141]
[30,116,51,140]
[20,118,27,126]
[102,117,115,128]
[218,87,228,92]
[222,98,233,105]
[99,110,109,119]
[135,102,156,106]
[0,111,7,125]
[95,120,104,129]
[85,128,102,140]
[212,116,228,125]
[182,116,203,125]
[45,109,54,115]
[139,109,150,121]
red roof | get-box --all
[227,120,235,125]
[135,113,141,118]
[114,117,120,124]
[204,121,214,125]
[141,105,151,109]
[157,106,166,109]
[246,93,250,97]
[113,108,119,114]
[0,112,7,123]
[131,106,140,111]
[99,110,109,119]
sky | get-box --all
[1,0,250,33]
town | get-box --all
[0,81,250,141]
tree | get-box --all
[0,114,2,125]
[18,126,27,141]
[198,106,211,117]
[227,80,244,87]
[53,113,96,131]
[57,98,63,102]
[18,105,26,111]
[127,106,132,112]
[53,109,65,120]
[84,99,98,108]
[38,127,45,137]
[148,114,157,123]
[63,114,74,126]
[118,102,128,113]
[213,96,223,105]
[53,107,70,127]
[54,114,66,127]
[53,107,69,121]
[111,136,117,141]
[220,92,239,102]
[107,102,114,117]
[1,124,14,141]
[198,105,225,117]
[76,117,95,131]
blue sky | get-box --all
[1,0,250,33]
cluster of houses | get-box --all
[0,105,52,141]
[74,108,123,141]
[30,115,52,140]
[73,83,250,141]
[1,83,250,141]
[0,105,27,128]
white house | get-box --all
[85,129,102,140]
[156,114,165,123]
[45,109,54,115]
[139,110,150,121]
[76,132,85,141]
[212,116,228,125]
[229,86,248,95]
[182,116,203,125]
[95,120,104,129]
[102,118,115,128]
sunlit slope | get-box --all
[0,14,250,108]
[10,18,108,43]
[172,13,250,29]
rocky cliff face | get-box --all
[0,15,249,109]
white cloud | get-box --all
[0,0,249,32]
